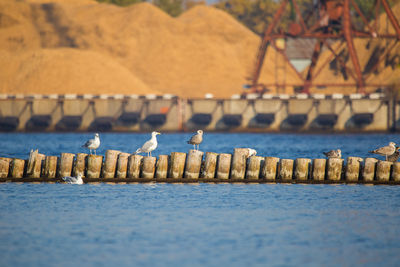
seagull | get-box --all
[246,148,257,157]
[82,133,100,155]
[369,142,396,161]
[323,149,341,158]
[62,174,83,184]
[135,131,161,157]
[388,147,400,162]
[187,130,203,150]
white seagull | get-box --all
[369,142,396,161]
[82,133,100,155]
[62,174,83,184]
[246,148,257,157]
[187,130,203,150]
[135,131,161,157]
[323,149,341,158]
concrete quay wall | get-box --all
[0,93,395,132]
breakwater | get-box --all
[1,148,399,184]
[0,93,397,132]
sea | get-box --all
[0,133,400,267]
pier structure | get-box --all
[0,93,397,132]
[1,148,400,184]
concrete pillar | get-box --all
[73,153,87,178]
[391,162,400,182]
[141,157,156,178]
[376,161,392,182]
[312,159,326,181]
[87,155,103,178]
[246,156,264,179]
[345,157,363,182]
[127,155,143,178]
[279,159,294,180]
[116,153,130,178]
[184,150,204,179]
[216,153,231,179]
[327,158,343,181]
[155,155,169,178]
[58,153,75,177]
[231,148,250,179]
[43,156,58,178]
[0,157,11,178]
[102,150,120,178]
[10,159,25,178]
[260,157,280,180]
[362,158,378,182]
[168,152,186,179]
[294,158,311,180]
[201,152,218,179]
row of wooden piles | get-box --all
[0,148,399,183]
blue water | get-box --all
[1,133,400,266]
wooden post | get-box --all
[58,153,75,177]
[27,149,38,176]
[327,158,343,181]
[345,157,363,182]
[73,153,87,178]
[10,159,25,178]
[168,152,186,179]
[260,157,280,180]
[155,155,169,178]
[376,161,392,182]
[216,153,231,179]
[231,148,250,179]
[0,157,11,178]
[184,150,204,179]
[201,152,218,179]
[312,159,326,181]
[116,153,130,178]
[141,157,156,178]
[86,155,103,178]
[127,155,143,178]
[279,159,294,180]
[102,150,120,178]
[32,153,45,178]
[362,158,378,182]
[43,156,58,178]
[294,158,311,180]
[246,156,264,179]
[391,162,400,182]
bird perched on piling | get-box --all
[135,131,161,157]
[323,149,341,158]
[369,142,396,161]
[187,130,203,151]
[62,174,83,184]
[246,148,257,157]
[388,147,400,162]
[82,133,100,155]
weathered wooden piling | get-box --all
[86,155,103,178]
[0,157,11,178]
[376,161,392,182]
[345,157,363,182]
[246,156,264,179]
[279,159,294,180]
[391,162,400,182]
[116,153,130,178]
[260,157,280,180]
[43,156,58,178]
[327,158,343,181]
[216,153,231,179]
[184,150,204,179]
[73,153,87,178]
[127,155,143,178]
[58,153,75,177]
[102,150,120,178]
[231,148,250,179]
[362,158,378,182]
[201,152,218,179]
[141,157,156,178]
[155,155,169,178]
[294,158,311,180]
[10,158,25,178]
[27,150,45,178]
[168,152,186,179]
[312,159,326,181]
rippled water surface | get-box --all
[0,133,400,266]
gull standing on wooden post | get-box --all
[187,130,203,151]
[82,133,100,155]
[135,131,161,157]
[323,149,341,158]
[370,142,396,161]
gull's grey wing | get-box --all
[375,145,395,155]
[62,176,77,183]
[141,139,154,152]
[82,138,94,148]
[188,134,202,145]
